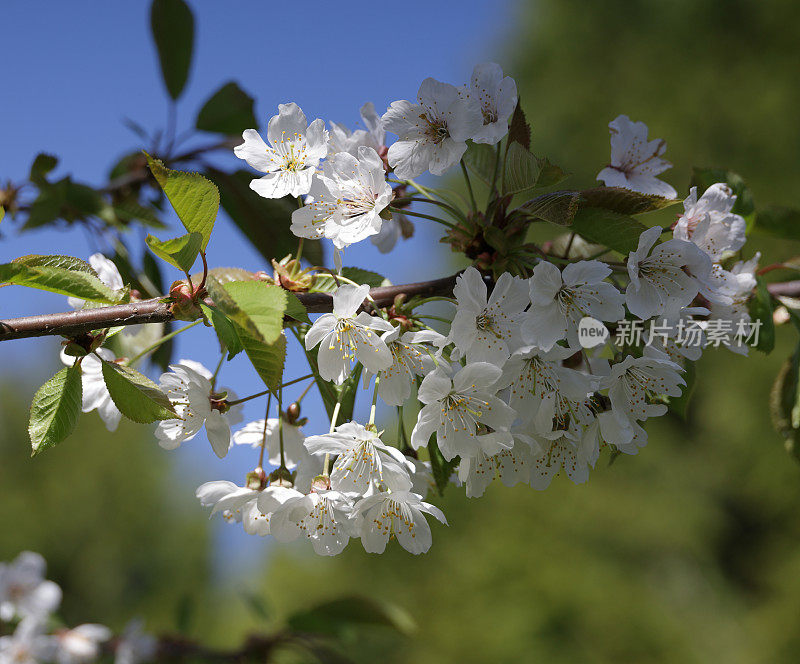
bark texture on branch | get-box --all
[0,274,459,342]
[3,272,794,343]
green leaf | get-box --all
[754,206,800,242]
[287,596,415,637]
[284,291,310,324]
[145,231,203,273]
[208,168,323,265]
[238,327,286,391]
[570,207,648,254]
[507,101,531,150]
[112,199,166,229]
[29,365,82,456]
[503,142,541,195]
[146,155,218,250]
[0,259,120,303]
[150,0,194,100]
[690,167,755,219]
[580,187,679,215]
[196,81,256,135]
[748,277,775,354]
[29,153,58,185]
[310,267,388,293]
[199,303,243,360]
[463,142,498,185]
[0,206,4,224]
[13,254,98,275]
[517,191,582,226]
[535,158,570,188]
[219,281,287,344]
[427,434,459,496]
[23,177,105,230]
[101,361,176,423]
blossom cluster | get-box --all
[58,64,763,557]
[233,63,517,267]
[0,552,155,664]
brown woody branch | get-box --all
[0,274,459,342]
[3,272,794,343]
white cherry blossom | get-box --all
[647,305,709,363]
[673,183,746,261]
[364,327,444,406]
[269,490,355,556]
[304,284,393,385]
[155,360,241,458]
[304,422,411,494]
[68,253,124,309]
[602,346,685,422]
[596,114,677,198]
[457,430,535,498]
[383,77,483,178]
[60,348,122,432]
[708,253,760,355]
[54,624,111,664]
[233,417,306,468]
[0,552,61,622]
[234,102,327,199]
[529,432,592,490]
[625,225,711,319]
[353,490,447,555]
[500,344,595,428]
[522,260,624,350]
[410,363,516,461]
[196,481,297,536]
[458,62,518,145]
[582,410,648,464]
[290,146,391,256]
[0,619,55,664]
[449,267,529,365]
[327,102,385,157]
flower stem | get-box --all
[210,351,225,391]
[258,391,272,469]
[461,159,477,212]
[410,296,457,308]
[126,319,202,366]
[296,379,315,404]
[392,196,465,221]
[369,375,380,426]
[226,373,314,407]
[487,142,502,206]
[388,207,455,229]
[278,386,286,469]
[323,398,343,477]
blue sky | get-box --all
[0,0,516,573]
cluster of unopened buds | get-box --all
[0,552,156,664]
[59,63,762,556]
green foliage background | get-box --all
[3,0,800,662]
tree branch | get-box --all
[0,274,459,342]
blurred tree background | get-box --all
[3,0,800,662]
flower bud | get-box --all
[269,466,294,487]
[169,280,203,321]
[246,468,267,490]
[285,402,301,424]
[272,259,313,292]
[310,475,331,492]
